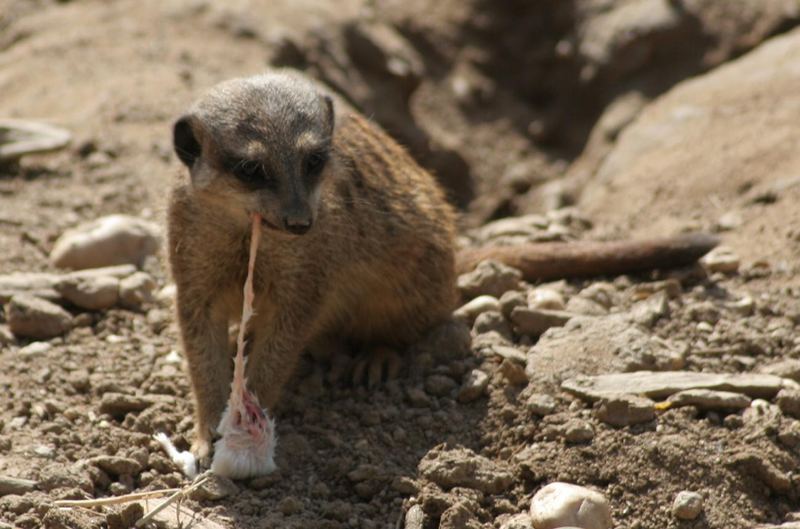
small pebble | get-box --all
[701,246,740,274]
[425,375,457,397]
[672,490,703,520]
[562,419,594,443]
[457,260,522,299]
[526,393,557,416]
[457,369,490,403]
[18,341,52,359]
[596,395,655,427]
[453,295,500,323]
[776,389,800,418]
[528,288,565,311]
[473,310,512,338]
[499,290,527,318]
[510,307,572,336]
[499,359,528,385]
[119,272,156,310]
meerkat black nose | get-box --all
[283,215,312,235]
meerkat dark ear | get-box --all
[173,115,202,168]
[322,95,334,133]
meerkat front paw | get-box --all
[191,436,214,469]
[351,346,402,388]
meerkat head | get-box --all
[173,71,335,235]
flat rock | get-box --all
[491,344,527,364]
[418,445,513,494]
[563,371,792,402]
[50,214,160,270]
[5,294,73,339]
[668,389,751,411]
[529,482,612,529]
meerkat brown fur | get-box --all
[169,70,720,460]
[168,71,458,458]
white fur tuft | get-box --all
[153,432,198,479]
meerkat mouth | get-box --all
[259,216,281,231]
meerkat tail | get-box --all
[456,232,720,281]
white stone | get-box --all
[50,214,160,270]
[18,341,52,359]
[701,246,740,274]
[528,288,566,311]
[530,482,612,529]
[454,295,500,323]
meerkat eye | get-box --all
[305,152,328,175]
[233,160,262,183]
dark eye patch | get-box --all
[305,150,329,178]
[225,158,276,190]
[234,160,261,182]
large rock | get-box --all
[50,214,160,270]
[525,314,684,382]
[578,26,800,264]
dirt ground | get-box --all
[2,1,800,528]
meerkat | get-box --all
[168,70,717,460]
